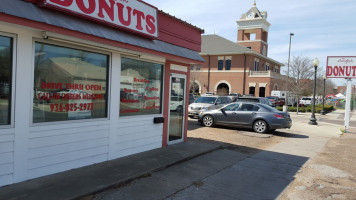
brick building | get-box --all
[191,3,285,97]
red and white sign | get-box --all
[41,0,158,38]
[326,56,356,78]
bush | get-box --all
[274,105,334,113]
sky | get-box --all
[144,0,356,86]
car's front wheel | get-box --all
[202,115,214,127]
[253,120,268,133]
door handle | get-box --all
[252,112,256,115]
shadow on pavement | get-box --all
[165,138,309,200]
[0,137,309,200]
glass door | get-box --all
[168,74,186,144]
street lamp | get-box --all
[321,75,326,115]
[284,33,294,112]
[309,58,319,125]
[287,33,294,77]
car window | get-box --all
[226,97,232,103]
[238,104,255,111]
[253,105,260,111]
[216,98,222,104]
[236,98,259,102]
[194,97,217,104]
[259,104,279,112]
[223,103,240,111]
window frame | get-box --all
[0,32,16,128]
[119,56,164,117]
[225,59,231,71]
[30,38,112,125]
[218,59,224,70]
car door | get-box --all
[235,103,258,126]
[217,103,240,125]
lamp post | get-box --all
[284,33,294,112]
[321,75,326,115]
[287,33,294,78]
[309,58,319,125]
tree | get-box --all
[284,56,314,95]
[189,65,205,95]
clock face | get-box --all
[247,13,254,19]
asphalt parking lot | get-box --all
[187,117,293,155]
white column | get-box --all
[344,79,352,133]
[13,32,33,182]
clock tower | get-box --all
[237,1,270,56]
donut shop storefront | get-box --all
[0,0,204,187]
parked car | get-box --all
[235,97,273,107]
[202,92,214,96]
[229,93,242,97]
[170,96,184,113]
[266,96,285,107]
[299,97,312,106]
[198,102,292,133]
[188,96,232,118]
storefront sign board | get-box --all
[41,0,158,38]
[326,56,356,78]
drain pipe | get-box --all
[208,54,211,93]
[243,53,247,95]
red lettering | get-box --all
[121,99,139,103]
[97,0,115,21]
[133,9,145,30]
[120,109,140,113]
[338,66,345,76]
[76,0,96,14]
[333,66,338,76]
[49,0,73,7]
[353,66,356,76]
[146,15,156,34]
[117,3,132,26]
[326,66,333,76]
[346,66,351,76]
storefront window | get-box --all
[33,42,109,123]
[120,58,163,117]
[0,36,12,125]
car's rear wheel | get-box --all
[253,120,268,133]
[202,115,214,127]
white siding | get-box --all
[114,116,163,158]
[0,129,15,186]
[0,23,166,187]
[27,122,110,179]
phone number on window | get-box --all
[50,103,94,112]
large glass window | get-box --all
[33,42,109,123]
[120,58,163,117]
[0,36,12,125]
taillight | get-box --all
[274,114,284,119]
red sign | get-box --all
[41,0,158,38]
[326,56,356,78]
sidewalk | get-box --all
[0,139,224,200]
[0,109,351,200]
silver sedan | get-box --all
[198,102,292,133]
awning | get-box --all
[0,0,205,63]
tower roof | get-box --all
[237,3,270,32]
[240,4,268,20]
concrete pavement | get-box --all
[0,139,224,200]
[0,109,352,200]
